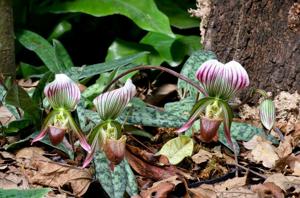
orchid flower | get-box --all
[83,79,136,168]
[177,59,249,149]
[31,74,91,153]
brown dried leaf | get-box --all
[265,173,300,193]
[126,150,176,181]
[275,135,293,158]
[152,176,182,188]
[140,182,174,198]
[127,145,158,163]
[26,155,92,197]
[192,149,212,165]
[275,154,300,176]
[243,135,279,168]
[0,171,29,189]
[251,182,284,198]
[274,92,300,134]
[214,176,247,191]
[187,184,217,198]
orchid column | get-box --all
[83,79,136,169]
[31,74,91,153]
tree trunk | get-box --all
[193,0,300,96]
[0,0,15,78]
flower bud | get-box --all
[259,99,276,131]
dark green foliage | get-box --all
[5,84,41,125]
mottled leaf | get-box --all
[124,159,139,196]
[94,151,127,198]
[0,188,50,198]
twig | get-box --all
[229,163,267,179]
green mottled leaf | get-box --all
[178,50,216,98]
[0,188,50,198]
[5,84,41,125]
[124,159,139,196]
[17,30,66,73]
[155,0,199,29]
[119,105,186,128]
[45,0,174,37]
[157,135,194,165]
[94,151,127,198]
[77,102,99,132]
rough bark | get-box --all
[0,0,15,78]
[193,0,300,95]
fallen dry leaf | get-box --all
[251,182,284,198]
[243,135,279,168]
[192,149,212,164]
[265,173,300,193]
[126,150,176,181]
[275,135,293,158]
[29,159,92,196]
[274,91,300,134]
[13,147,92,197]
[152,176,182,188]
[275,154,300,176]
[140,182,174,198]
[214,176,247,191]
[187,184,217,198]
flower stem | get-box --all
[103,66,207,96]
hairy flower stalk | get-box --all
[177,60,249,150]
[83,79,136,168]
[31,74,91,152]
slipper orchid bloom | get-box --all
[83,79,136,168]
[176,60,249,148]
[31,74,91,152]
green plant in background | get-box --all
[31,74,91,152]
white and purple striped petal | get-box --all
[259,99,276,131]
[196,60,249,100]
[93,79,137,120]
[44,74,80,111]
